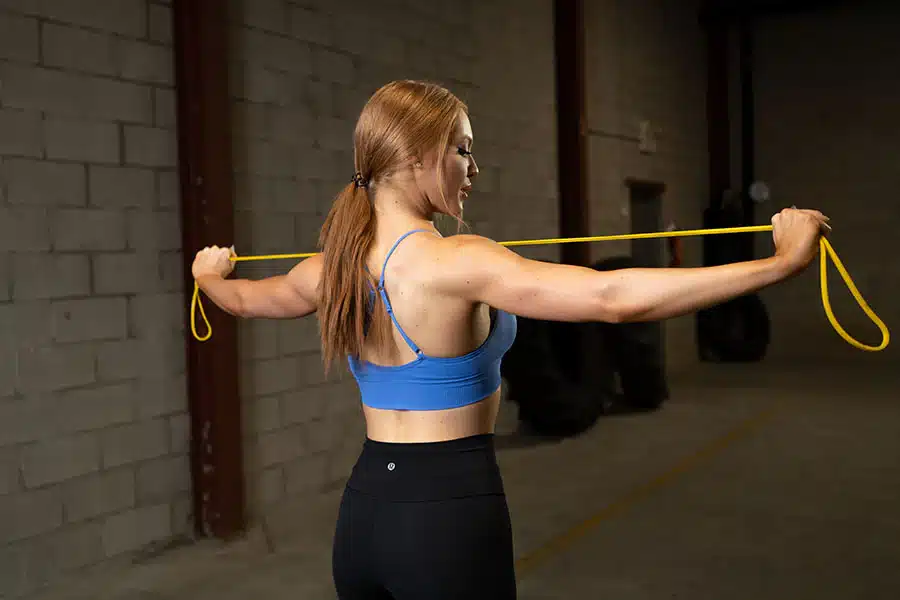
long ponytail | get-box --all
[316,178,391,374]
[316,80,467,374]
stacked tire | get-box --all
[500,257,670,438]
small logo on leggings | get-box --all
[387,462,395,471]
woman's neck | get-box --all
[372,187,436,234]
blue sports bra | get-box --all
[347,229,517,411]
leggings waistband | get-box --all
[362,432,496,453]
[347,434,504,502]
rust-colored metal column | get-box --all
[172,0,245,538]
[554,0,590,267]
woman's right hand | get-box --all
[771,207,830,274]
[192,245,235,280]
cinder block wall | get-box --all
[751,2,899,364]
[585,0,709,372]
[0,0,186,596]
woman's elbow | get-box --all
[222,300,250,319]
[226,285,253,318]
[590,280,636,324]
[598,302,638,324]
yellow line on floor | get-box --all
[514,405,779,577]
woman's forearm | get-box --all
[195,273,315,319]
[195,274,248,317]
[606,256,793,322]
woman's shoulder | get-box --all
[401,233,527,297]
[401,232,508,266]
[377,231,494,286]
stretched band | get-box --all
[189,226,890,353]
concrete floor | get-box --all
[25,359,900,600]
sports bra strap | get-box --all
[376,229,434,355]
[378,229,432,288]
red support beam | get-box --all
[172,0,245,538]
[554,0,590,267]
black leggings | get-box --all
[332,434,517,599]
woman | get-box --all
[192,80,828,599]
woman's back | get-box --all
[361,228,493,366]
[350,227,515,443]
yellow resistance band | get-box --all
[190,224,890,352]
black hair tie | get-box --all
[351,172,369,189]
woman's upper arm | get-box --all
[433,235,622,322]
[238,253,322,318]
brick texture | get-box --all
[0,108,42,157]
[21,434,101,488]
[44,118,120,164]
[62,468,135,523]
[101,420,170,468]
[52,298,127,342]
[0,63,154,124]
[101,504,171,557]
[16,345,96,393]
[12,254,90,300]
[0,0,187,594]
[0,206,51,252]
[3,158,87,207]
[0,252,8,302]
[52,209,127,251]
[0,487,62,544]
[41,24,118,76]
[0,446,21,496]
[89,166,156,208]
[0,13,39,63]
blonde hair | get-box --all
[316,80,468,372]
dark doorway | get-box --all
[627,178,666,268]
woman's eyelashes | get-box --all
[457,147,473,157]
